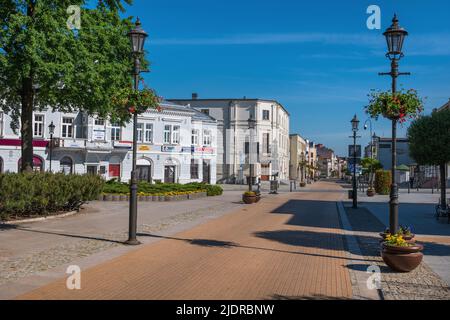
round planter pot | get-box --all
[381,243,424,272]
[366,189,376,197]
[300,182,306,188]
[242,195,257,204]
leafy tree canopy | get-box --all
[0,0,145,131]
[407,109,450,165]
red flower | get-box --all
[128,106,136,113]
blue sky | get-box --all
[119,0,450,156]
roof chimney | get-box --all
[192,93,198,100]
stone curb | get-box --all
[99,191,208,202]
[336,201,382,300]
[0,210,79,225]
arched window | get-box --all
[18,156,44,172]
[60,156,73,175]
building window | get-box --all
[164,125,171,144]
[145,123,153,143]
[33,114,44,138]
[190,159,199,179]
[172,126,180,144]
[191,129,199,145]
[263,133,270,153]
[95,118,105,126]
[62,117,74,138]
[203,130,211,146]
[60,156,73,175]
[137,123,143,142]
[263,110,270,120]
[111,122,121,141]
[200,109,209,115]
[164,125,180,145]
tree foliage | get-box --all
[0,0,148,171]
[407,109,450,166]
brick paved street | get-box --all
[17,181,353,300]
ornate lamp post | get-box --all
[48,121,55,172]
[248,115,256,192]
[351,115,360,209]
[379,14,410,234]
[125,18,148,246]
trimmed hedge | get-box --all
[0,173,104,220]
[375,170,392,195]
[102,180,223,197]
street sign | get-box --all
[348,145,362,158]
[348,158,361,166]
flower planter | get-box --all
[300,182,306,188]
[242,195,257,204]
[367,189,376,197]
[381,243,424,272]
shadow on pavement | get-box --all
[136,232,379,263]
[0,225,124,244]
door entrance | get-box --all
[164,165,176,183]
[202,161,210,184]
[137,165,152,182]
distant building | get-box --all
[168,95,290,183]
[373,137,413,170]
[316,144,338,178]
[289,134,307,181]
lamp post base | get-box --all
[124,239,141,246]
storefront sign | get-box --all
[93,129,105,141]
[191,146,214,154]
[139,145,151,151]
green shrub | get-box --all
[101,181,223,197]
[0,173,104,220]
[205,184,223,196]
[375,170,391,195]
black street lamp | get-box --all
[248,115,256,192]
[125,17,148,246]
[379,14,410,234]
[351,115,360,209]
[48,121,55,172]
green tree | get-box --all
[0,0,143,172]
[361,157,383,189]
[407,109,450,209]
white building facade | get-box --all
[0,102,218,184]
[169,97,290,183]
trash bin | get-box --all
[348,190,353,199]
[270,180,278,194]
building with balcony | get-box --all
[168,95,290,183]
[0,101,218,184]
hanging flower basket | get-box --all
[111,86,162,121]
[365,89,424,123]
